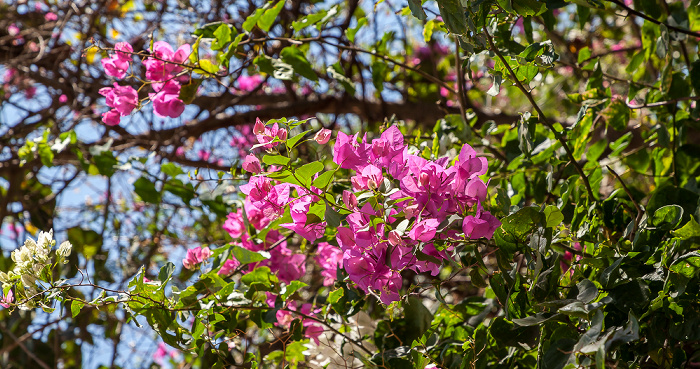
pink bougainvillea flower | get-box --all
[315,242,342,286]
[236,74,263,92]
[101,42,134,79]
[242,154,262,173]
[0,289,13,308]
[102,109,121,126]
[223,210,245,239]
[99,83,138,116]
[462,203,501,240]
[45,12,58,21]
[408,218,439,242]
[7,24,20,37]
[182,247,212,270]
[332,131,369,170]
[253,118,285,148]
[149,81,185,118]
[342,190,359,211]
[314,128,331,144]
[218,258,240,276]
[143,41,191,82]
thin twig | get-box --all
[606,0,700,38]
[628,96,700,109]
[484,27,596,201]
[607,166,643,241]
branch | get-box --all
[606,0,700,39]
[483,27,596,201]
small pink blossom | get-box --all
[45,12,58,21]
[242,154,262,173]
[101,42,134,79]
[408,218,439,242]
[58,94,68,103]
[0,289,13,308]
[99,83,138,116]
[237,75,263,92]
[149,81,185,118]
[7,24,20,37]
[182,247,212,270]
[314,128,331,144]
[218,258,241,276]
[102,110,121,126]
[223,210,245,239]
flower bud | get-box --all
[314,128,331,144]
[242,154,262,174]
[253,118,265,135]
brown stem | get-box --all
[484,27,596,201]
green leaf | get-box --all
[242,8,265,32]
[296,161,324,186]
[286,129,312,150]
[423,19,436,42]
[512,312,559,326]
[673,217,700,239]
[257,0,285,32]
[262,154,290,166]
[312,170,335,189]
[407,0,427,20]
[232,246,270,265]
[292,10,328,32]
[158,262,175,284]
[133,177,161,204]
[212,24,232,50]
[670,252,700,278]
[325,204,342,228]
[520,41,558,65]
[651,205,684,230]
[281,281,307,300]
[198,59,219,74]
[161,162,185,177]
[346,18,367,42]
[494,56,539,85]
[436,0,467,34]
[241,267,278,288]
[71,300,85,318]
[327,64,356,94]
[543,205,564,228]
[576,279,598,303]
[497,0,547,16]
[280,47,318,81]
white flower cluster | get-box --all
[0,229,72,309]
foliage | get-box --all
[1,0,700,368]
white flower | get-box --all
[57,241,72,258]
[36,229,54,250]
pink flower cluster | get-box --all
[253,118,288,149]
[220,124,499,308]
[182,246,212,270]
[99,82,138,126]
[144,42,190,118]
[99,41,190,126]
[332,126,500,304]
